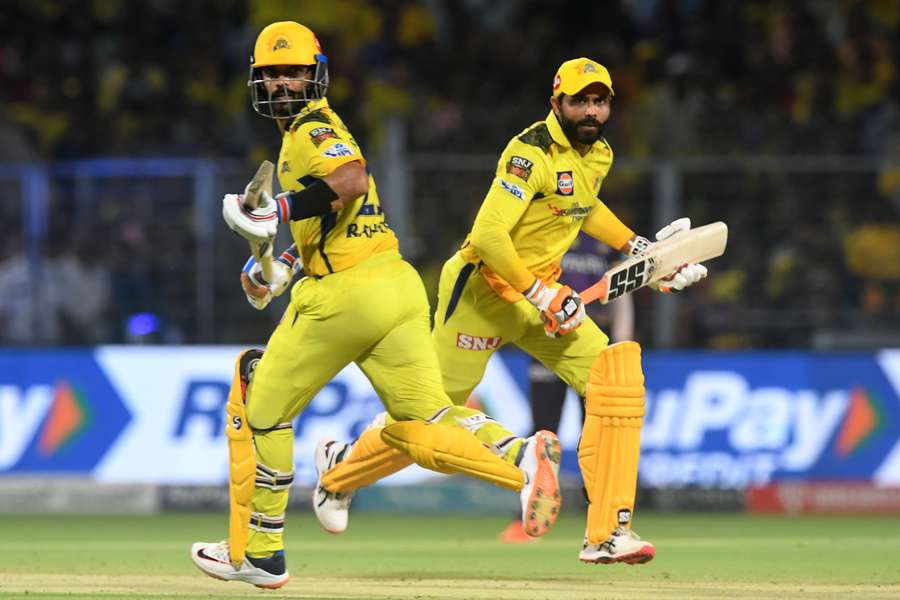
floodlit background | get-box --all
[1,3,899,594]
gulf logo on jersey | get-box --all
[556,171,574,195]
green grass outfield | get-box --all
[0,512,898,599]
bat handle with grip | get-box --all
[580,276,609,306]
[251,240,275,283]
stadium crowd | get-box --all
[0,0,898,347]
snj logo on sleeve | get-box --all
[456,333,502,351]
[505,156,533,181]
[557,171,574,195]
[309,127,338,147]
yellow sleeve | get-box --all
[581,200,635,251]
[469,140,549,292]
[296,122,366,178]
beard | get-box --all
[269,91,305,117]
[559,112,605,146]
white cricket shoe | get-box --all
[313,439,353,533]
[579,527,656,565]
[190,541,289,589]
[518,430,562,538]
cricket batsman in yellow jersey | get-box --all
[435,58,710,564]
[190,22,562,590]
[317,58,711,565]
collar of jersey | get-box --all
[289,97,330,128]
[545,111,572,149]
[545,111,609,157]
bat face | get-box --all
[606,260,647,301]
[244,160,275,210]
[241,160,277,282]
[583,222,728,305]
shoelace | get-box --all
[583,528,640,550]
[318,485,350,505]
[206,541,231,561]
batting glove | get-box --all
[222,192,283,245]
[240,245,303,310]
[649,217,709,293]
[524,279,585,337]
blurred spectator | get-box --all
[0,0,898,347]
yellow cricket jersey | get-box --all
[277,98,398,277]
[459,111,634,300]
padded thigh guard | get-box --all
[226,349,262,566]
[580,341,645,545]
[320,427,414,493]
[381,420,524,491]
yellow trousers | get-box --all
[432,252,609,404]
[244,251,515,555]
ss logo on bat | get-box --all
[608,260,645,300]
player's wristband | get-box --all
[276,244,300,268]
[275,180,339,222]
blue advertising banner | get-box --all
[1,348,898,489]
[639,352,900,488]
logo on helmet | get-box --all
[273,37,291,51]
[552,73,561,92]
[580,62,598,74]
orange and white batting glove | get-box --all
[649,217,708,293]
[524,279,585,337]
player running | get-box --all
[190,22,562,590]
[315,58,710,565]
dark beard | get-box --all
[270,92,306,117]
[559,113,604,146]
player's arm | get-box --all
[468,143,583,337]
[581,201,637,253]
[276,129,369,218]
[469,143,548,292]
[271,160,365,222]
[469,193,534,291]
[224,130,368,235]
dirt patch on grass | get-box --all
[2,574,899,599]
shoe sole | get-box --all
[523,431,562,538]
[192,557,290,589]
[579,545,656,565]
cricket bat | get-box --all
[580,221,728,305]
[242,160,275,283]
